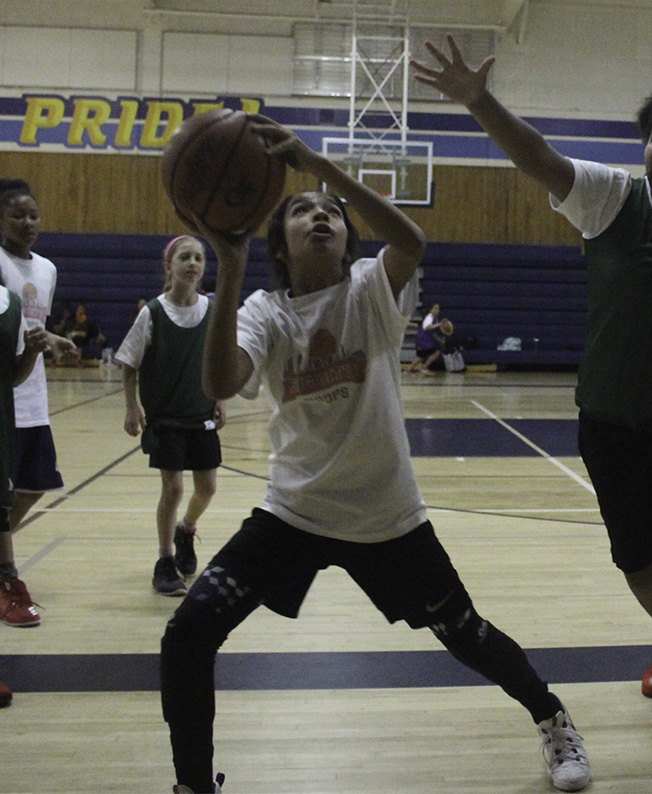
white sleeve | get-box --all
[236,291,270,400]
[16,312,28,356]
[46,263,57,316]
[114,306,153,369]
[354,253,418,342]
[550,158,632,239]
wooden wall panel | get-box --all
[0,151,582,246]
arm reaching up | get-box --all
[411,34,575,202]
[252,116,426,297]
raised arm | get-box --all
[199,231,254,401]
[253,117,427,297]
[411,34,575,203]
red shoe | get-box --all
[0,680,12,707]
[0,578,41,627]
[642,665,652,697]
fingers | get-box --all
[246,113,276,125]
[409,58,439,79]
[446,33,463,62]
[24,327,48,352]
[250,122,291,150]
[425,39,450,68]
[124,422,140,437]
[477,55,496,78]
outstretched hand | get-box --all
[410,33,495,107]
[47,331,80,365]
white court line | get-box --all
[471,400,596,495]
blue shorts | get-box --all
[14,426,64,493]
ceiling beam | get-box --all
[501,0,529,43]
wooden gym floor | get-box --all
[1,364,651,793]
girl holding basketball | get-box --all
[160,119,589,794]
[116,236,226,597]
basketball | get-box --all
[161,109,286,235]
[440,318,454,336]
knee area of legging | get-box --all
[163,598,223,651]
[429,605,489,647]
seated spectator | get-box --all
[407,302,445,373]
[50,301,73,335]
[64,302,106,361]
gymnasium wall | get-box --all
[0,1,647,245]
[0,150,579,245]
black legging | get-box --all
[161,568,561,793]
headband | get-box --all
[163,235,192,261]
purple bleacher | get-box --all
[416,242,587,367]
[37,233,271,350]
[37,234,587,367]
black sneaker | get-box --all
[152,557,187,596]
[174,525,198,575]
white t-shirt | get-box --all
[0,248,56,427]
[0,284,27,356]
[422,312,436,330]
[115,292,210,369]
[550,157,636,238]
[237,252,427,543]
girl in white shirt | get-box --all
[159,118,588,794]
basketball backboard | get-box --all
[322,137,433,205]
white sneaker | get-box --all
[173,773,224,794]
[537,707,590,791]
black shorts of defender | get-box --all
[148,426,222,471]
[185,508,473,629]
[579,410,652,574]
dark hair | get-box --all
[266,192,361,290]
[636,93,652,142]
[0,178,34,214]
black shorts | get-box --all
[148,426,222,472]
[578,410,652,573]
[415,346,438,359]
[204,508,472,629]
[14,426,64,493]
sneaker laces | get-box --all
[1,578,43,611]
[177,529,201,547]
[539,712,588,769]
[158,556,186,582]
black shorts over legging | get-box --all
[188,508,470,628]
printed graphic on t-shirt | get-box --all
[19,282,47,325]
[282,328,367,403]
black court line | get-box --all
[48,385,124,415]
[1,645,649,693]
[16,446,142,530]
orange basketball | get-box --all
[161,109,286,235]
[440,318,454,336]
